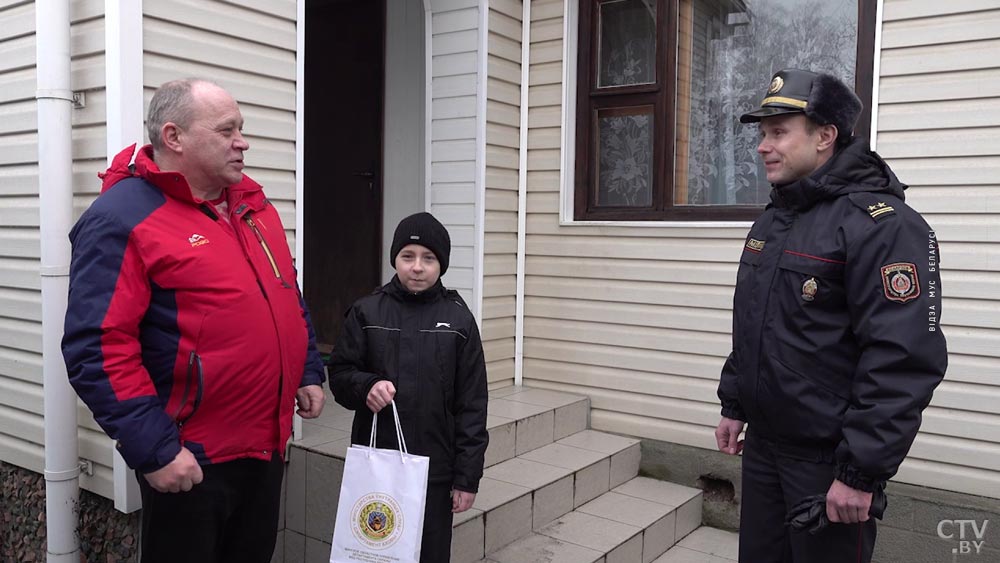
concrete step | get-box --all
[653,526,739,562]
[278,385,592,562]
[275,386,709,563]
[288,385,590,468]
[451,430,643,562]
[486,386,591,466]
[471,477,703,563]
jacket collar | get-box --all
[99,144,267,214]
[385,275,447,303]
[769,137,906,212]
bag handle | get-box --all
[368,400,409,461]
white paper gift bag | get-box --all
[330,401,429,563]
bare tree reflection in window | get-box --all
[679,0,857,206]
[599,0,658,88]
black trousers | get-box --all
[739,431,876,563]
[420,483,455,563]
[136,453,284,563]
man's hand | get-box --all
[144,447,203,493]
[296,384,326,419]
[715,416,745,455]
[826,479,873,524]
[366,381,396,413]
[452,490,476,513]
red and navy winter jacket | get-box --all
[63,144,325,473]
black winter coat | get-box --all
[329,277,489,492]
[718,138,947,492]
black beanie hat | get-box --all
[390,212,451,275]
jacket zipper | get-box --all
[176,352,204,428]
[173,351,204,428]
[240,210,290,447]
[245,215,291,288]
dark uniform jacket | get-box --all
[718,138,947,492]
[329,277,489,492]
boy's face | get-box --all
[394,243,441,293]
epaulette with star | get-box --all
[847,193,897,222]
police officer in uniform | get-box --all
[715,69,948,562]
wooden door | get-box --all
[304,0,385,348]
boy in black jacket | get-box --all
[329,212,489,563]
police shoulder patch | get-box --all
[881,262,919,303]
[848,193,896,222]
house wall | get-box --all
[520,0,1000,499]
[0,0,115,497]
[428,0,482,306]
[523,0,745,459]
[143,0,300,246]
[0,0,305,501]
[873,0,1000,498]
[481,0,522,387]
[383,0,427,281]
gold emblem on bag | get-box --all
[801,277,818,302]
[351,492,403,549]
[768,76,784,95]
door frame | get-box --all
[293,0,389,437]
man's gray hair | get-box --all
[146,78,215,150]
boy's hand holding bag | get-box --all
[330,401,430,563]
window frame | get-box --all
[573,0,877,222]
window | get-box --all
[574,0,876,221]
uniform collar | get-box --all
[768,137,904,212]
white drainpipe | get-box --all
[36,0,81,561]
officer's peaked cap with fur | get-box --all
[740,69,863,144]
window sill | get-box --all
[557,217,754,228]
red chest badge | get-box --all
[881,262,920,303]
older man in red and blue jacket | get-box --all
[62,79,325,563]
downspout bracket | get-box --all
[45,466,81,482]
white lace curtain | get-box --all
[681,0,858,206]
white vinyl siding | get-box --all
[0,0,112,496]
[523,0,743,454]
[429,0,481,305]
[482,0,522,387]
[142,0,299,245]
[0,0,301,501]
[519,0,1000,501]
[873,0,1000,499]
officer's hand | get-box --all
[144,447,203,493]
[714,417,745,455]
[366,381,396,413]
[296,384,326,419]
[826,479,872,524]
[452,490,476,513]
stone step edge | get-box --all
[485,390,591,467]
[463,429,644,524]
[461,476,703,563]
[292,392,592,467]
[451,436,648,562]
[656,526,740,563]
